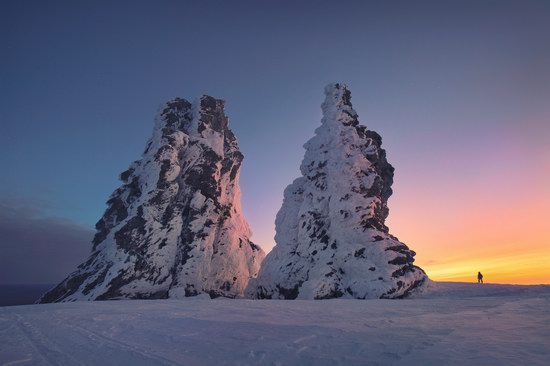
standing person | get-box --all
[477,271,484,284]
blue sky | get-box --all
[1,0,549,284]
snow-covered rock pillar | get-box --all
[40,95,264,302]
[247,83,427,299]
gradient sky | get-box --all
[1,0,549,285]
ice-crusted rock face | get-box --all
[247,83,427,299]
[40,95,265,303]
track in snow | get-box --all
[1,282,549,366]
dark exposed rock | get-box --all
[388,256,411,266]
[354,248,366,258]
[314,286,344,300]
[275,283,302,300]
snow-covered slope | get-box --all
[3,283,550,366]
[39,96,264,302]
[248,83,427,299]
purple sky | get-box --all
[1,0,549,284]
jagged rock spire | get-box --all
[40,95,265,302]
[247,83,427,299]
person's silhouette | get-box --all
[477,271,483,284]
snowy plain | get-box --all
[1,282,549,366]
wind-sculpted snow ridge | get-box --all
[247,83,427,299]
[40,95,264,303]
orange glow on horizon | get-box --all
[416,251,550,285]
[386,139,550,285]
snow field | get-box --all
[2,282,550,366]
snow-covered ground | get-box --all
[1,282,549,365]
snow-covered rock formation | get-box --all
[247,83,427,299]
[40,95,265,302]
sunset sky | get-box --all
[1,0,549,285]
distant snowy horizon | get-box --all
[3,281,550,307]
